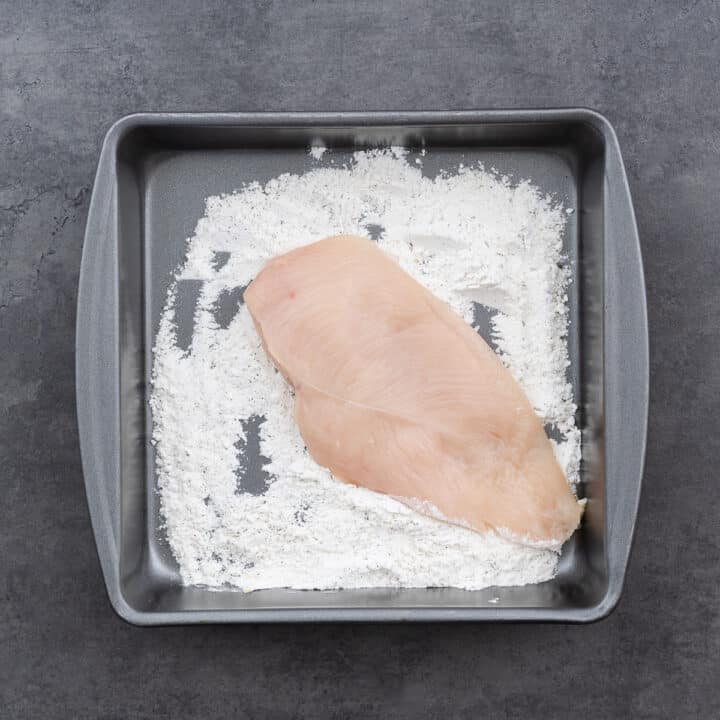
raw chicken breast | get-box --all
[245,235,582,546]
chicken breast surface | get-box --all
[245,234,582,546]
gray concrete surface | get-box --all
[1,1,718,717]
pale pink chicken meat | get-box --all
[245,235,582,546]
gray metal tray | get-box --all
[76,110,648,624]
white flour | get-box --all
[308,144,327,160]
[150,148,580,591]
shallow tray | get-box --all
[76,110,647,623]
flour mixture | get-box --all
[150,148,580,591]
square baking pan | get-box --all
[76,110,648,624]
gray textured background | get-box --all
[1,1,718,718]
